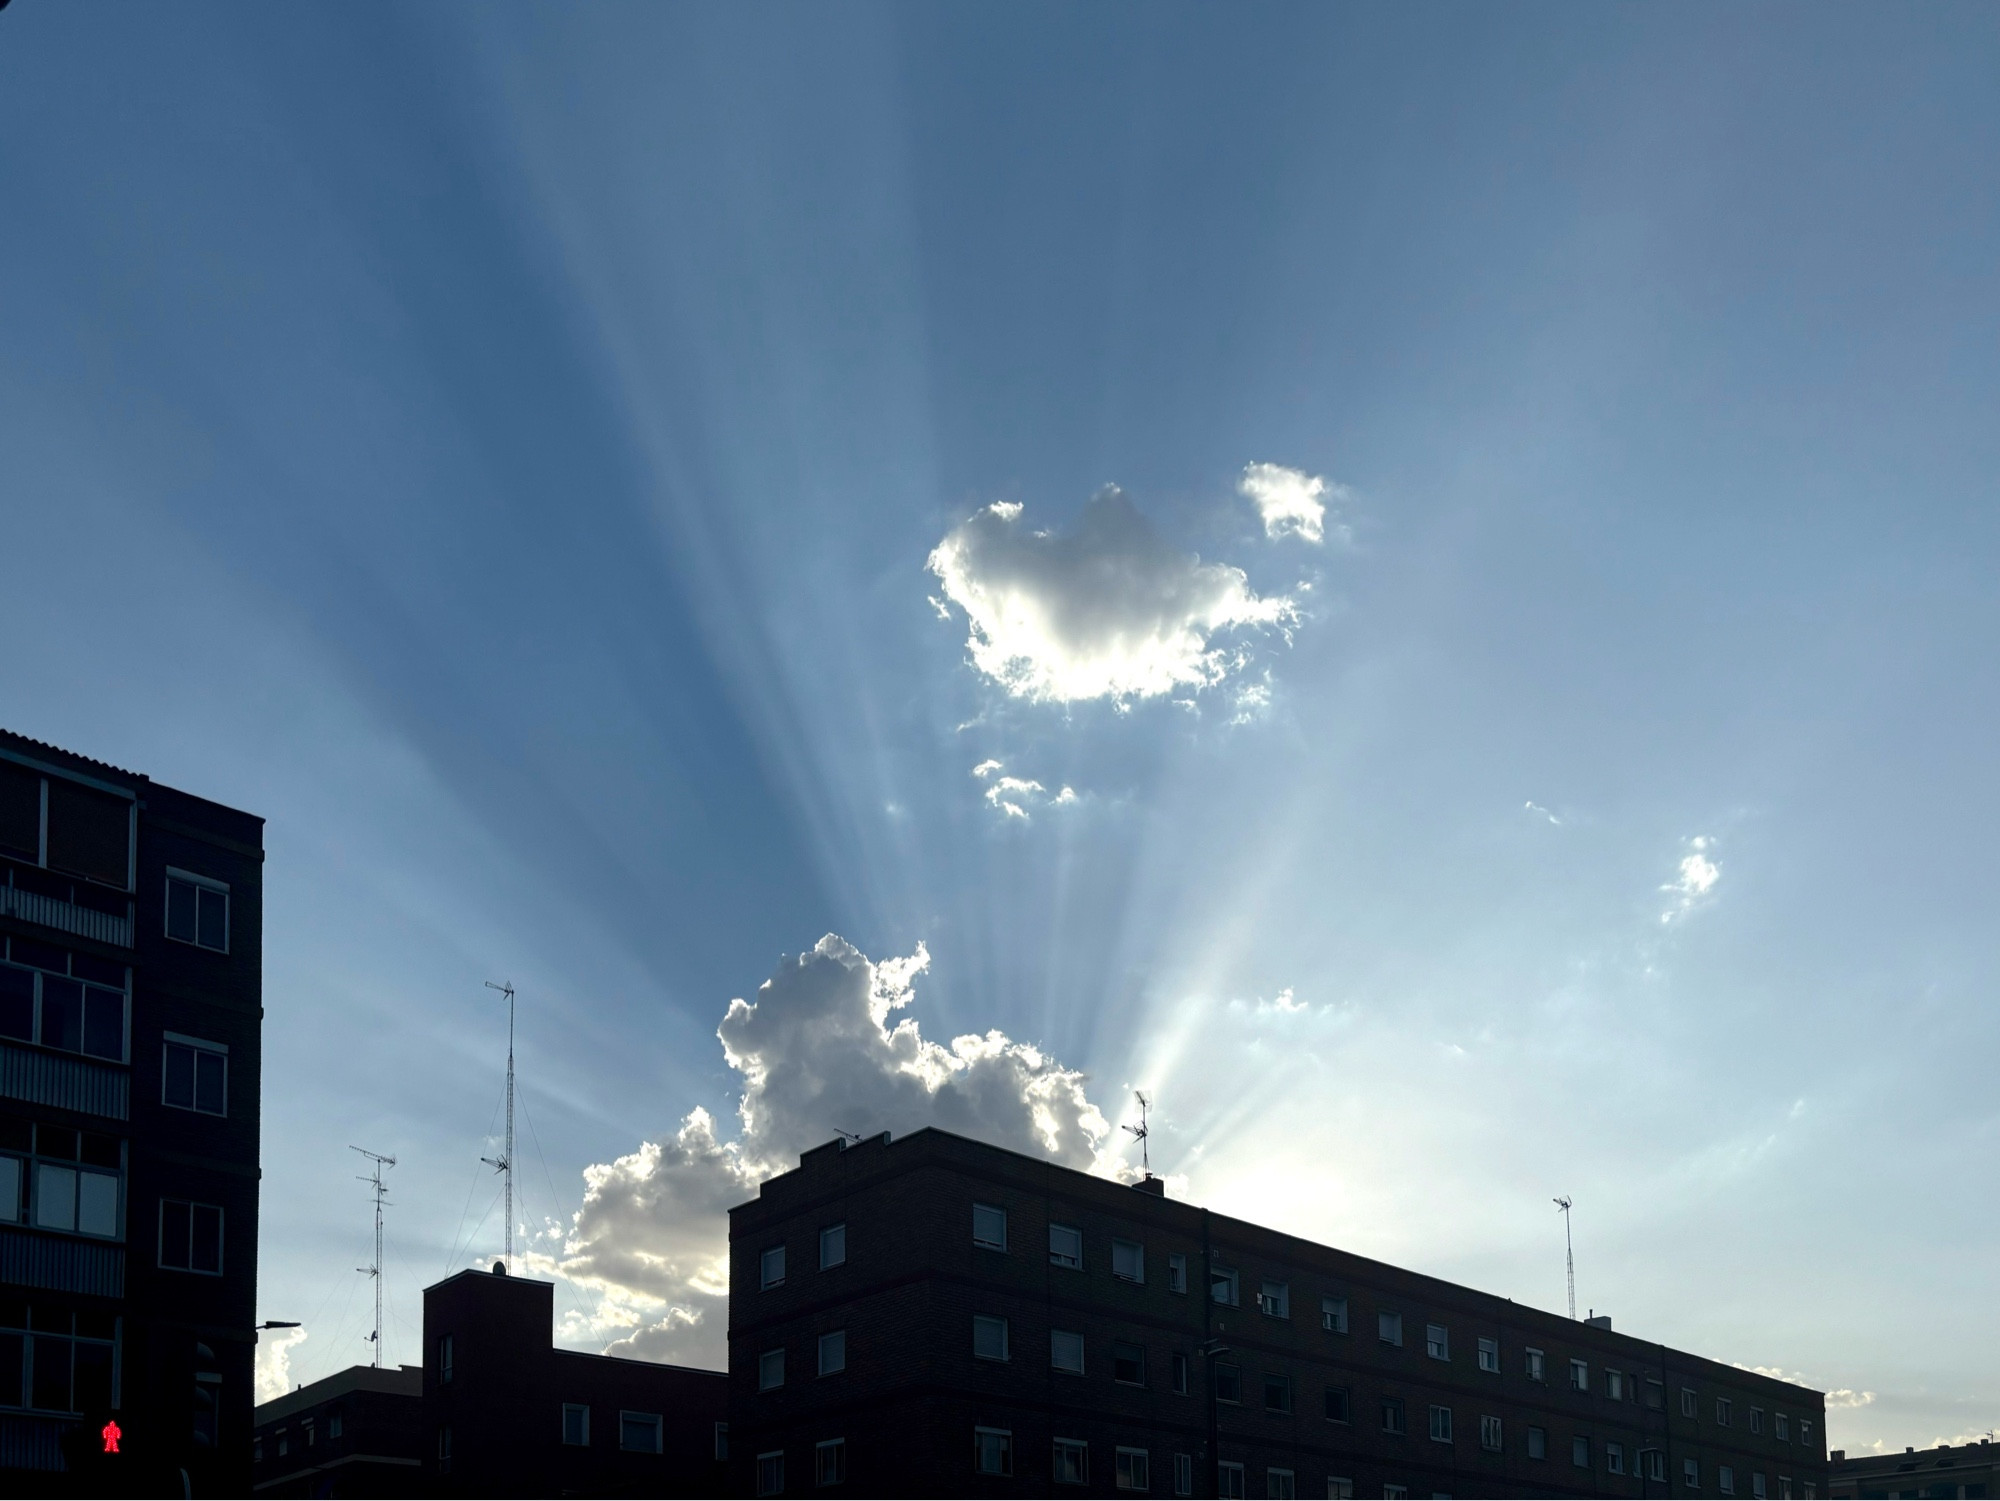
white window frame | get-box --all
[759,1244,786,1289]
[561,1403,589,1447]
[1775,1413,1790,1441]
[1210,1265,1239,1306]
[1607,1441,1626,1475]
[1175,1452,1195,1496]
[1750,1406,1765,1435]
[1569,1358,1590,1392]
[1218,1460,1246,1498]
[618,1411,662,1455]
[1112,1237,1144,1283]
[1167,1251,1188,1293]
[1686,1458,1702,1490]
[1429,1405,1453,1443]
[1426,1323,1449,1360]
[1720,1464,1737,1495]
[1321,1294,1348,1333]
[1717,1397,1733,1426]
[1053,1437,1089,1486]
[1113,1340,1146,1388]
[972,1202,1007,1251]
[1477,1335,1499,1373]
[1258,1279,1290,1318]
[972,1314,1009,1362]
[1048,1222,1083,1269]
[1526,1346,1545,1381]
[819,1222,846,1270]
[164,868,230,953]
[162,1032,228,1116]
[1479,1415,1502,1452]
[817,1329,846,1377]
[1115,1446,1151,1492]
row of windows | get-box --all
[758,1223,846,1289]
[431,1409,693,1473]
[0,1303,116,1417]
[259,1410,343,1461]
[0,1119,122,1238]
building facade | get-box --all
[0,729,263,1494]
[251,1363,425,1496]
[729,1129,1830,1500]
[1830,1440,1996,1499]
[423,1263,729,1498]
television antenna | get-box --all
[1123,1091,1151,1177]
[1554,1195,1576,1321]
[352,1147,395,1366]
[480,981,516,1261]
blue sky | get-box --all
[3,1,1997,1450]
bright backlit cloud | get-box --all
[927,487,1297,704]
[531,936,1119,1365]
[1238,461,1345,544]
[972,759,1077,819]
[1662,836,1721,923]
[255,1326,309,1404]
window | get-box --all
[1321,1295,1348,1334]
[1776,1413,1790,1441]
[437,1425,452,1474]
[562,1403,589,1446]
[1477,1336,1498,1373]
[437,1333,453,1383]
[1324,1385,1351,1423]
[329,1413,342,1440]
[1051,1330,1085,1374]
[1175,1453,1194,1495]
[1054,1438,1088,1486]
[1686,1458,1701,1489]
[818,1330,846,1376]
[1717,1398,1733,1426]
[1569,1358,1589,1392]
[1479,1415,1502,1452]
[1168,1252,1188,1293]
[1378,1311,1403,1346]
[0,950,127,1062]
[759,1348,785,1390]
[1720,1464,1737,1495]
[1573,1436,1590,1468]
[1116,1447,1150,1491]
[162,1036,228,1117]
[1608,1369,1625,1401]
[1381,1486,1406,1499]
[1426,1324,1449,1361]
[619,1412,662,1454]
[160,1199,223,1273]
[1648,1377,1666,1409]
[760,1245,786,1288]
[1779,1480,1792,1499]
[1219,1462,1246,1498]
[1528,1426,1546,1460]
[1113,1238,1145,1282]
[972,1202,1007,1250]
[1683,1387,1698,1417]
[1265,1373,1292,1414]
[0,1304,115,1414]
[973,1428,1013,1476]
[757,1450,785,1496]
[715,1422,728,1461]
[1526,1347,1545,1382]
[1750,1407,1765,1435]
[1328,1479,1354,1499]
[1214,1362,1241,1403]
[819,1222,846,1269]
[1211,1266,1239,1306]
[1259,1279,1290,1318]
[1380,1396,1406,1434]
[9,1123,121,1238]
[1428,1405,1453,1443]
[816,1438,846,1487]
[1800,1420,1812,1447]
[973,1315,1009,1362]
[1643,1449,1668,1482]
[165,871,229,953]
[1049,1223,1083,1268]
[1753,1471,1769,1498]
[1171,1351,1188,1394]
[1268,1468,1296,1498]
[1113,1342,1145,1386]
[1607,1441,1626,1474]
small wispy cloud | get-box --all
[1661,836,1721,923]
[1238,462,1349,545]
[1826,1389,1878,1410]
[972,760,1077,820]
[1525,800,1562,826]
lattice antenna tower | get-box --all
[1554,1195,1576,1321]
[1123,1091,1152,1177]
[351,1147,395,1366]
[480,981,517,1262]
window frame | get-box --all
[1053,1436,1089,1487]
[1380,1395,1406,1434]
[1480,1414,1503,1452]
[972,1202,1008,1251]
[1167,1251,1188,1293]
[1264,1371,1293,1414]
[758,1348,785,1391]
[158,1197,223,1275]
[972,1427,1013,1477]
[1425,1323,1449,1361]
[1115,1446,1151,1492]
[1267,1466,1296,1498]
[1527,1426,1547,1461]
[1258,1279,1290,1319]
[1321,1294,1348,1334]
[1573,1435,1591,1469]
[759,1244,786,1289]
[817,1329,846,1377]
[1048,1222,1084,1269]
[757,1450,785,1497]
[1378,1310,1403,1347]
[164,868,230,954]
[1324,1384,1351,1424]
[1112,1237,1145,1283]
[819,1222,846,1270]
[1210,1265,1240,1306]
[1569,1357,1590,1392]
[0,952,130,1064]
[1428,1404,1453,1443]
[815,1437,846,1488]
[1050,1328,1086,1375]
[1526,1346,1545,1382]
[561,1403,590,1447]
[162,1033,228,1117]
[1112,1341,1146,1388]
[618,1410,663,1455]
[972,1314,1010,1363]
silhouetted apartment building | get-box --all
[423,1262,729,1497]
[1830,1439,1995,1499]
[728,1129,1830,1500]
[251,1363,424,1496]
[0,729,263,1494]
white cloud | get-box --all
[970,759,1003,779]
[972,761,1080,819]
[927,488,1297,704]
[1238,462,1347,544]
[1525,800,1562,826]
[1826,1389,1878,1409]
[1661,836,1721,923]
[255,1326,309,1404]
[530,936,1121,1366]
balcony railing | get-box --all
[0,871,132,949]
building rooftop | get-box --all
[254,1364,423,1426]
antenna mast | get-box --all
[352,1147,395,1366]
[481,981,516,1262]
[1554,1195,1575,1320]
[1123,1091,1151,1177]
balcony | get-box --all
[0,862,131,949]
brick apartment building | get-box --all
[0,729,264,1494]
[251,1362,424,1496]
[728,1129,1829,1499]
[1829,1439,1996,1499]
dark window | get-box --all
[438,1333,454,1383]
[620,1412,663,1453]
[1214,1362,1241,1404]
[973,1429,1012,1476]
[0,969,32,1042]
[164,1041,227,1115]
[757,1451,784,1495]
[0,763,39,861]
[0,959,123,1060]
[714,1421,728,1461]
[166,874,228,952]
[30,1335,71,1412]
[1054,1438,1088,1486]
[562,1404,589,1446]
[44,780,129,889]
[1325,1385,1351,1422]
[1113,1342,1145,1386]
[819,1222,846,1269]
[1265,1372,1293,1413]
[1172,1352,1189,1394]
[1381,1396,1406,1434]
[816,1438,846,1486]
[40,979,80,1053]
[437,1426,452,1474]
[972,1202,1007,1250]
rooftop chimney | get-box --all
[1585,1314,1612,1330]
[1133,1175,1166,1197]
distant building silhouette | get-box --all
[1829,1439,1996,1499]
[0,728,264,1493]
[251,1363,424,1496]
[728,1128,1831,1499]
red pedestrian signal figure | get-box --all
[101,1419,121,1454]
